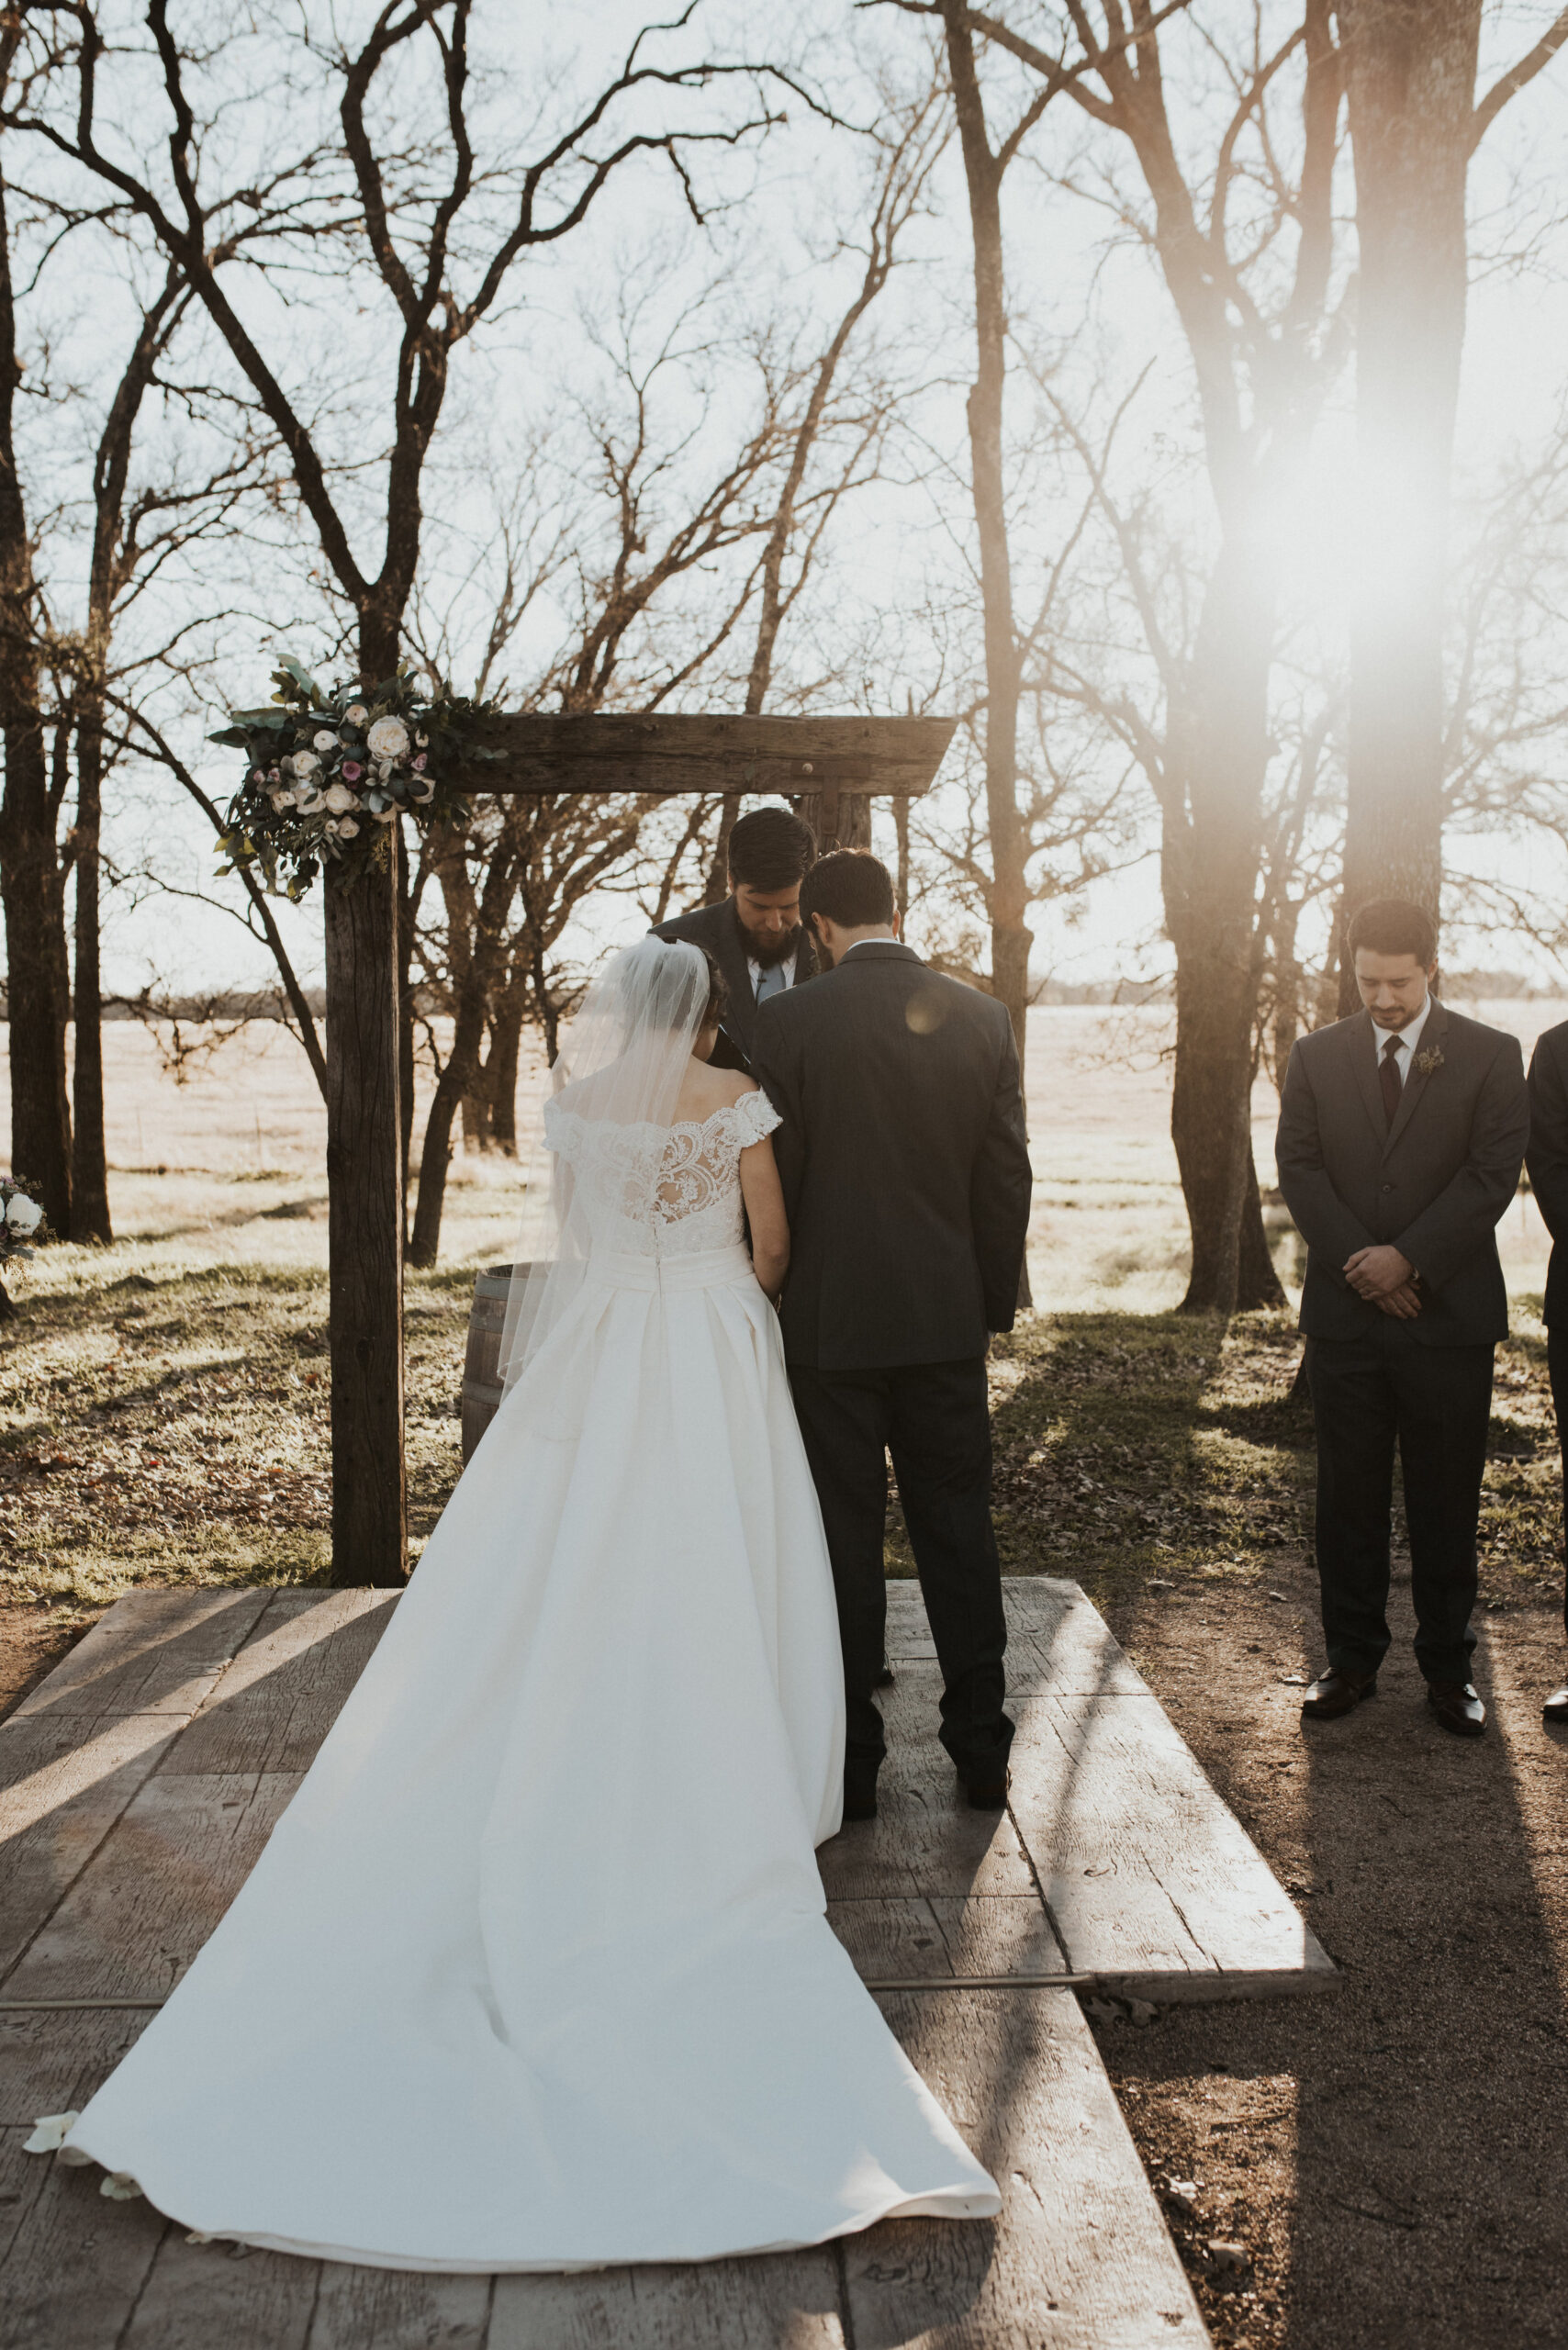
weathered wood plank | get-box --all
[160,1590,398,1777]
[1008,1694,1337,2000]
[0,2123,167,2350]
[0,2005,149,2126]
[881,1582,1337,1999]
[121,2232,319,2350]
[476,711,954,800]
[845,1990,1207,2350]
[488,2250,845,2349]
[1,1773,301,2003]
[883,1579,1147,1695]
[304,2260,491,2350]
[816,1673,1036,1902]
[8,1590,270,1724]
[827,1896,1066,1983]
[0,1714,183,1983]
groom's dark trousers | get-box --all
[754,944,1033,1782]
[1276,1000,1528,1685]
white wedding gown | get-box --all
[62,1089,999,2268]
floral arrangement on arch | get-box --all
[211,659,503,899]
[0,1176,48,1267]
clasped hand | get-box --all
[1342,1244,1420,1319]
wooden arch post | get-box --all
[326,712,955,1585]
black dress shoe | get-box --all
[1427,1681,1485,1737]
[1300,1666,1377,1721]
[1544,1683,1568,1726]
[842,1762,880,1822]
[962,1768,1011,1811]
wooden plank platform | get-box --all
[0,1575,1328,2346]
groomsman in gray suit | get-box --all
[1276,898,1529,1738]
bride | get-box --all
[50,934,999,2269]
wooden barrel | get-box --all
[461,1264,530,1463]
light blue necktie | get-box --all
[754,961,789,1004]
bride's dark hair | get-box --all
[699,947,728,1034]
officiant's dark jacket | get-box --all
[1275,1001,1529,1346]
[651,897,818,1073]
[752,944,1033,1370]
[1526,1019,1568,1329]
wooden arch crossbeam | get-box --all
[328,712,957,1587]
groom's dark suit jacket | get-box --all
[752,943,1033,1370]
[652,897,818,1073]
[1275,1000,1529,1347]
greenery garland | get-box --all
[210,658,502,899]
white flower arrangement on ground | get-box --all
[0,1175,49,1267]
[211,659,503,899]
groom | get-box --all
[753,851,1033,1819]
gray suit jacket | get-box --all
[1275,1001,1528,1347]
[651,897,816,1072]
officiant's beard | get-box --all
[742,922,802,969]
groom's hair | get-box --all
[1346,897,1437,966]
[727,805,816,891]
[801,850,896,932]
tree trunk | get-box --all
[1335,0,1481,1003]
[1166,532,1278,1315]
[942,0,1030,1056]
[1236,1139,1286,1312]
[705,792,741,901]
[486,973,527,1154]
[71,702,111,1242]
[0,173,70,1233]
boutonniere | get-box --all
[1414,1046,1445,1078]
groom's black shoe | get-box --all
[843,1761,880,1822]
[1300,1666,1377,1721]
[962,1767,1011,1811]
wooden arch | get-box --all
[327,713,957,1584]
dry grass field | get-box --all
[4,1000,1568,2349]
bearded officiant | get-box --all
[653,805,818,1071]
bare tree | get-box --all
[17,1,805,1583]
[1334,0,1568,990]
[958,0,1347,1312]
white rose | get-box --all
[323,781,359,814]
[5,1192,43,1233]
[268,788,297,811]
[345,702,369,725]
[313,729,338,753]
[336,816,361,839]
[297,786,326,814]
[365,716,409,763]
[287,750,319,779]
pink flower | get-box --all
[411,753,427,772]
[341,760,364,781]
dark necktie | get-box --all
[1379,1034,1403,1128]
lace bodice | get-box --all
[544,1091,781,1257]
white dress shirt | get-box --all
[1370,992,1432,1091]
